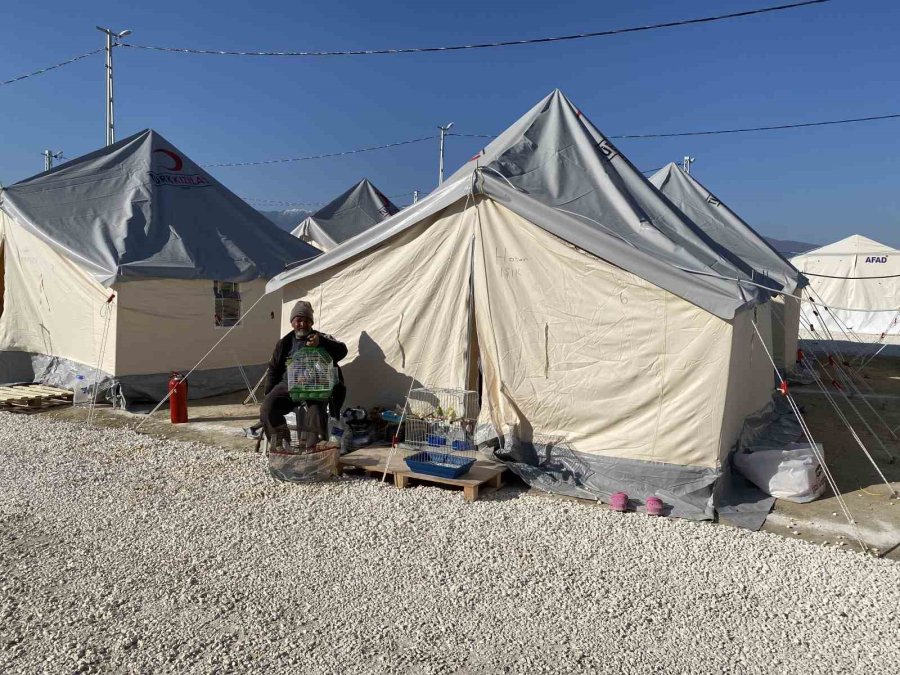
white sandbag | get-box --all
[733,442,826,503]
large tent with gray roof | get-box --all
[291,178,399,251]
[649,163,808,372]
[0,129,319,402]
[266,90,788,520]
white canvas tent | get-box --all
[0,129,319,402]
[649,163,808,371]
[266,91,784,519]
[791,234,900,341]
[291,179,399,251]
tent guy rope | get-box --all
[750,320,870,552]
[135,291,269,430]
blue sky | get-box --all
[1,0,898,247]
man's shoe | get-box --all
[271,425,293,452]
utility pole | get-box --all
[96,27,132,146]
[43,150,64,172]
[682,155,695,175]
[438,122,454,185]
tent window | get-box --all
[214,281,241,327]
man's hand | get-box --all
[306,333,320,347]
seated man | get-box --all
[260,300,347,450]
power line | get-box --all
[802,272,900,280]
[0,48,104,87]
[206,106,900,169]
[120,1,829,58]
[454,112,900,143]
[204,136,435,168]
[611,112,900,139]
[244,190,420,208]
[241,190,417,206]
[242,197,323,207]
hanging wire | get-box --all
[118,2,830,58]
[802,270,900,280]
[243,197,325,207]
[244,190,419,208]
[455,111,900,144]
[203,136,435,168]
[198,109,900,171]
[611,112,900,139]
[0,48,104,87]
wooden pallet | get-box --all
[0,384,73,409]
[337,445,506,502]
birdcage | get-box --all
[267,442,338,482]
[286,347,337,402]
[401,386,479,478]
[267,405,338,482]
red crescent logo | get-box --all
[154,148,183,172]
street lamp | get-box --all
[438,122,454,186]
[42,150,64,172]
[96,27,132,146]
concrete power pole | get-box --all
[96,27,132,146]
[438,122,454,185]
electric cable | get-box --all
[0,48,103,87]
[457,112,900,143]
[204,136,435,168]
[119,1,830,58]
[802,271,900,280]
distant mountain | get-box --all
[763,237,817,258]
[258,209,312,232]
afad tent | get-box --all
[791,235,900,340]
[266,90,783,519]
[0,129,319,402]
[291,179,399,251]
[649,163,808,372]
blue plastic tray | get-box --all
[404,451,475,479]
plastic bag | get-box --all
[733,442,826,503]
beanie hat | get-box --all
[290,300,314,323]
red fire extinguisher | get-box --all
[168,372,189,424]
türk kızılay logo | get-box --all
[148,149,211,188]
[865,256,888,263]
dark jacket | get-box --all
[264,330,348,396]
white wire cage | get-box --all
[401,386,479,462]
[267,408,338,482]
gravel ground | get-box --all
[1,413,898,674]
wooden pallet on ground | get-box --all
[337,444,506,502]
[0,384,73,410]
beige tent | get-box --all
[791,235,900,342]
[267,171,776,518]
[0,129,318,401]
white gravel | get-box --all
[1,413,898,674]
